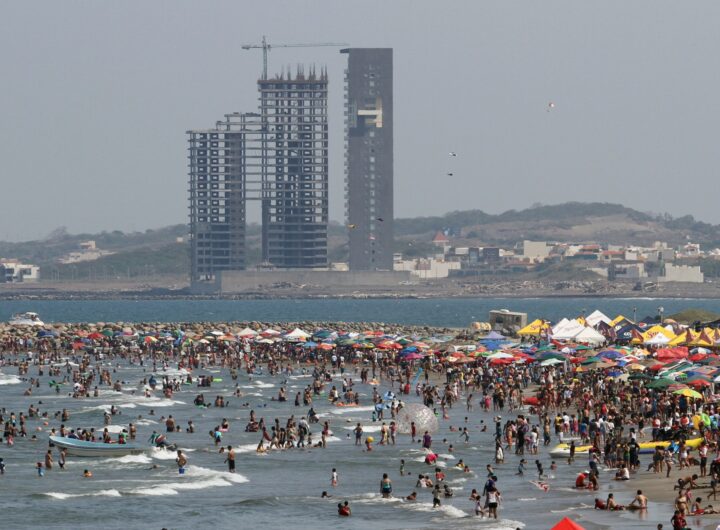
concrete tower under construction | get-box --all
[259,68,329,269]
[341,48,393,271]
[187,112,263,281]
[188,68,328,283]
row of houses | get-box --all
[394,232,707,283]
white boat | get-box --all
[49,435,145,457]
[9,312,44,326]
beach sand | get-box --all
[602,461,720,530]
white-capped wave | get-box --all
[44,489,122,500]
[150,448,179,460]
[0,374,22,385]
[343,425,381,432]
[101,454,152,465]
[402,502,468,518]
[137,399,186,407]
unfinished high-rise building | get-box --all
[187,112,263,281]
[259,68,329,268]
[341,48,393,270]
[188,68,328,283]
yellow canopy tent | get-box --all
[611,315,629,326]
[690,329,714,348]
[517,319,549,337]
[668,329,694,347]
[642,325,676,341]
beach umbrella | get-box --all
[626,363,646,371]
[628,372,652,380]
[489,357,513,365]
[237,327,258,338]
[487,352,515,360]
[551,517,586,530]
[667,383,689,392]
[646,378,675,389]
[403,352,424,360]
[687,379,712,389]
[540,358,564,366]
[317,343,335,351]
[673,388,703,399]
[302,341,318,349]
[580,356,602,365]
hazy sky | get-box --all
[2,1,720,241]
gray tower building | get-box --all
[259,69,329,268]
[341,48,393,270]
[187,112,263,281]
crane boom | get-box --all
[241,35,349,80]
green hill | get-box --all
[2,202,720,277]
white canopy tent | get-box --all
[574,326,607,346]
[585,310,612,327]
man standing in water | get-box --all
[225,445,235,473]
[354,423,363,446]
[176,449,187,475]
[422,431,432,449]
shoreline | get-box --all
[3,291,720,301]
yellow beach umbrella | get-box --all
[673,388,703,399]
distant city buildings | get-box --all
[420,231,709,284]
[342,48,394,271]
[0,259,39,283]
[57,240,114,264]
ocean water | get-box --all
[2,297,720,327]
[0,358,681,530]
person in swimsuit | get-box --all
[380,473,392,498]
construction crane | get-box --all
[241,35,349,80]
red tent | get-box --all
[551,517,586,530]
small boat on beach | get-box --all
[549,437,704,458]
[49,436,145,457]
[9,312,44,326]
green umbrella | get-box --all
[646,377,675,390]
[580,356,603,365]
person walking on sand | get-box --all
[664,447,674,478]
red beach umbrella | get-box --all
[551,517,586,530]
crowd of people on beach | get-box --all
[3,318,720,529]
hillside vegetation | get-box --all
[2,202,720,276]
